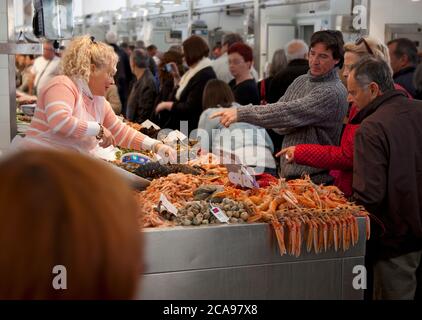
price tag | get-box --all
[158,193,178,216]
[163,130,188,144]
[225,164,259,189]
[241,166,260,188]
[141,119,160,130]
[209,205,229,223]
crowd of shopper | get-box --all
[11,28,422,300]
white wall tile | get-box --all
[0,54,7,68]
[0,94,10,122]
[0,68,9,95]
[0,0,6,14]
[0,13,7,42]
[0,123,11,150]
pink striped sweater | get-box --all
[26,76,157,151]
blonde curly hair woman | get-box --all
[12,35,175,160]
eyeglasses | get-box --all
[228,59,246,66]
[355,37,374,56]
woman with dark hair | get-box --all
[152,50,185,127]
[157,50,186,102]
[0,150,142,299]
[197,79,276,174]
[228,42,260,106]
[126,49,158,123]
[155,35,216,133]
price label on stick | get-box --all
[141,119,160,130]
[226,164,258,189]
[158,193,178,216]
[163,130,188,144]
[241,166,260,188]
[210,205,229,223]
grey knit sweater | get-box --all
[237,68,348,184]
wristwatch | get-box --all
[96,123,104,140]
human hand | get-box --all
[209,108,238,127]
[155,101,173,114]
[99,126,116,148]
[155,143,177,163]
[276,146,296,163]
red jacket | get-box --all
[294,84,411,197]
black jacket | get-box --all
[152,78,175,128]
[126,69,158,123]
[351,90,422,260]
[229,78,260,106]
[393,66,417,98]
[109,44,133,115]
[266,59,309,103]
[164,66,216,133]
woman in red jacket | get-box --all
[278,37,412,197]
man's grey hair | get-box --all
[351,57,395,93]
[105,30,118,45]
[284,39,309,63]
[222,33,244,48]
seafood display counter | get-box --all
[137,218,366,300]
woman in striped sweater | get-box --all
[14,35,175,160]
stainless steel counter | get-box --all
[137,218,366,300]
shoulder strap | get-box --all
[34,59,53,93]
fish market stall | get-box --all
[138,219,366,300]
[118,153,369,300]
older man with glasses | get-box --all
[349,56,422,300]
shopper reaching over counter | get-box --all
[212,30,348,185]
[278,36,412,197]
[11,35,176,162]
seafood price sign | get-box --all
[225,164,259,189]
[158,193,178,216]
[209,205,230,223]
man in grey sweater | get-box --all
[212,30,348,184]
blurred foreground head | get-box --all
[0,150,142,300]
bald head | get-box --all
[285,39,309,63]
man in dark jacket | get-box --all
[126,49,158,123]
[105,31,134,116]
[267,39,310,103]
[387,38,419,97]
[350,57,422,300]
